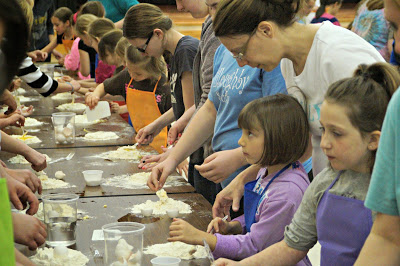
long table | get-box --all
[3,114,136,148]
[20,193,213,266]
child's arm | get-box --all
[168,218,217,250]
[40,35,58,55]
[355,213,400,265]
[181,71,195,111]
[214,240,308,266]
[0,113,25,129]
[0,131,47,172]
[78,80,97,88]
[15,248,35,266]
[78,49,91,77]
[85,83,107,109]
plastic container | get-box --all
[52,112,76,144]
[102,222,145,266]
[82,170,103,186]
[42,193,79,247]
[151,257,181,266]
[166,209,179,218]
[141,208,153,217]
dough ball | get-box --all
[54,171,66,180]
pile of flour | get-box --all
[104,172,184,189]
[102,145,152,161]
[30,247,89,266]
[56,103,86,113]
[24,117,44,127]
[8,154,51,164]
[15,88,26,94]
[144,242,207,260]
[84,131,119,141]
[16,95,38,103]
[37,171,74,190]
[51,92,78,100]
[131,189,192,216]
[11,134,42,144]
[74,114,103,125]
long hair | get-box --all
[0,0,29,92]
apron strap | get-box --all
[152,76,162,94]
[259,163,292,196]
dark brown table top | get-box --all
[22,193,213,266]
[3,114,136,149]
[1,146,195,197]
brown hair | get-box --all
[98,29,123,61]
[123,3,172,39]
[125,45,167,82]
[53,7,73,24]
[88,17,115,39]
[213,0,301,37]
[80,1,105,17]
[325,62,400,172]
[238,94,309,166]
[315,0,342,18]
[115,37,131,59]
[16,0,33,31]
[75,14,97,36]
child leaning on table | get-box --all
[85,43,171,121]
[168,94,311,264]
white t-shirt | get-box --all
[281,21,384,175]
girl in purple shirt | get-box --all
[168,94,310,264]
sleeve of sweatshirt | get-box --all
[212,199,299,260]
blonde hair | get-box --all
[88,17,115,40]
[16,0,33,31]
[115,37,131,59]
[125,45,166,81]
[123,3,172,39]
[75,14,97,36]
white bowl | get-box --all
[82,170,103,186]
[141,208,153,217]
[151,256,181,266]
[166,209,179,218]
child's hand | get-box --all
[20,105,34,117]
[5,113,25,128]
[207,217,231,235]
[168,218,205,245]
[57,56,65,65]
[85,92,100,109]
[110,102,120,113]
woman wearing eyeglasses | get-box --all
[123,3,199,151]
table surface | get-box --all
[1,146,194,197]
[3,114,136,149]
[22,193,213,266]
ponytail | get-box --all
[325,62,400,172]
[315,5,325,19]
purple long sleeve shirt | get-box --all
[212,163,311,266]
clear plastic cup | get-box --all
[42,193,79,247]
[82,170,103,186]
[102,222,145,265]
[52,112,76,144]
[151,257,181,266]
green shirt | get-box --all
[0,178,15,265]
[365,88,400,215]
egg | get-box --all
[62,127,73,137]
[53,246,68,258]
[55,133,66,142]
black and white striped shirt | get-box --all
[17,57,58,97]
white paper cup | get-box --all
[151,256,181,266]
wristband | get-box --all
[66,82,74,93]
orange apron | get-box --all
[61,34,76,53]
[126,76,167,154]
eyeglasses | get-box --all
[231,29,256,61]
[137,32,153,53]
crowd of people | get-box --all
[0,0,400,264]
